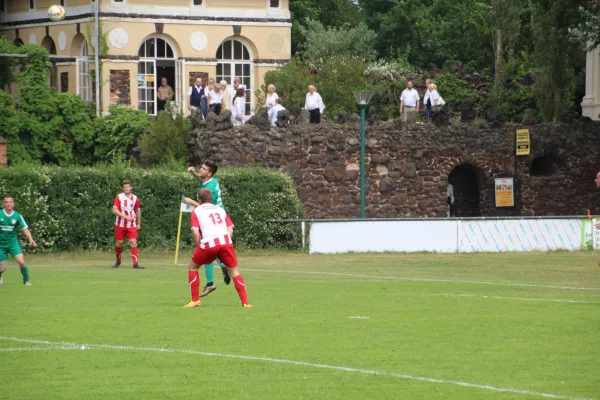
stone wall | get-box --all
[189,118,600,218]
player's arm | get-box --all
[226,215,234,236]
[135,209,142,230]
[187,167,202,181]
[22,228,37,247]
[112,207,133,221]
[184,197,200,207]
[191,212,201,246]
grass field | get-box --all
[1,250,599,400]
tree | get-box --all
[0,37,17,88]
[298,20,378,70]
[569,6,600,51]
[530,0,588,121]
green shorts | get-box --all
[0,240,23,262]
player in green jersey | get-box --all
[0,195,37,285]
[185,160,231,295]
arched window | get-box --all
[216,39,253,115]
[138,37,176,115]
[78,40,91,102]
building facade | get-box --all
[0,0,291,115]
[582,45,600,121]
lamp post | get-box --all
[353,90,374,219]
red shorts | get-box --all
[192,245,238,268]
[115,226,138,241]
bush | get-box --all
[481,83,537,122]
[0,165,302,251]
[435,73,480,112]
[94,106,151,163]
[139,104,192,166]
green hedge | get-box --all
[0,166,302,252]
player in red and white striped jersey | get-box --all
[111,180,144,269]
[184,188,251,308]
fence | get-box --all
[275,217,600,254]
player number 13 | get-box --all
[209,213,223,225]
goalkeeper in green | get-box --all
[185,160,231,296]
[0,195,37,285]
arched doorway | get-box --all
[530,155,555,176]
[216,39,253,115]
[448,164,481,217]
[138,36,177,114]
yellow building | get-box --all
[0,0,291,115]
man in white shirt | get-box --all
[304,85,325,124]
[188,76,207,117]
[268,98,286,126]
[400,81,420,122]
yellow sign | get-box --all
[516,129,530,155]
[495,178,514,207]
[146,75,155,83]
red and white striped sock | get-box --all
[131,247,139,265]
[233,275,248,305]
[189,270,200,302]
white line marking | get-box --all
[435,294,600,304]
[347,316,370,319]
[0,346,79,351]
[0,336,593,400]
[248,269,600,291]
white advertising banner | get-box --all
[309,218,587,254]
[309,221,458,254]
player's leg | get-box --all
[13,250,31,285]
[201,262,217,297]
[219,246,250,307]
[128,228,144,269]
[216,258,231,285]
[114,227,125,268]
[184,261,202,307]
[0,248,7,284]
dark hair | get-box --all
[203,160,218,176]
[3,194,12,200]
[195,75,203,81]
[197,188,213,204]
[122,180,132,186]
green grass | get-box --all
[1,251,599,400]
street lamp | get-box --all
[353,90,374,219]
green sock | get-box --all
[20,266,30,282]
[205,263,214,286]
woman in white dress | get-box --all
[265,84,279,108]
[232,86,246,126]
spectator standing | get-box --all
[208,83,224,115]
[265,84,279,108]
[422,79,432,122]
[428,83,446,107]
[230,77,242,109]
[304,85,325,124]
[220,80,233,110]
[400,81,420,122]
[231,86,246,126]
[268,98,286,126]
[157,77,174,112]
[188,76,207,117]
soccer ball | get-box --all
[48,5,65,22]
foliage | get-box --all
[365,57,419,80]
[530,0,588,122]
[480,82,536,122]
[569,6,600,51]
[0,37,17,87]
[0,165,302,251]
[139,104,192,166]
[259,58,368,118]
[297,20,378,70]
[289,0,362,54]
[434,73,480,112]
[94,106,151,163]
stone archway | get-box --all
[448,163,481,217]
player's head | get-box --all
[199,160,218,179]
[595,172,600,188]
[197,188,213,205]
[3,195,14,211]
[122,180,132,194]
